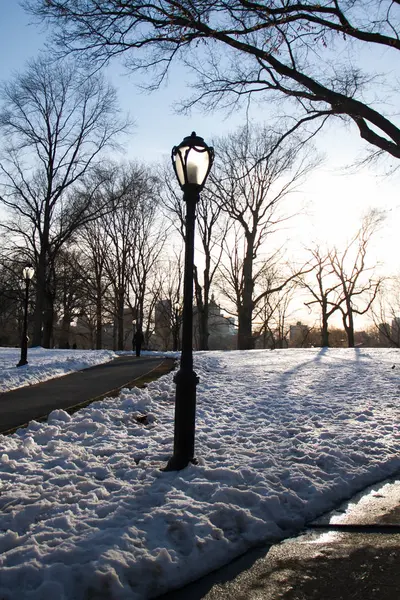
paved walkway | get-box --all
[0,355,174,434]
[157,476,400,599]
[2,355,398,598]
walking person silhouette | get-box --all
[132,328,145,357]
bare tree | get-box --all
[300,213,384,347]
[88,163,165,350]
[253,267,298,349]
[0,57,129,347]
[53,248,87,348]
[149,252,184,350]
[161,166,227,350]
[370,277,400,347]
[77,216,114,349]
[127,195,167,336]
[212,124,316,349]
[193,187,228,351]
[28,1,400,161]
[0,252,34,346]
[298,246,343,347]
[329,211,384,347]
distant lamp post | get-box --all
[166,132,214,471]
[17,266,35,367]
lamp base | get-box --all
[163,455,198,472]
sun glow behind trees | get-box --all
[1,2,400,347]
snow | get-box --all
[0,347,119,393]
[0,346,399,599]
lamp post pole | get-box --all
[17,266,35,367]
[166,132,214,471]
[168,190,199,470]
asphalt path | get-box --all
[157,477,400,599]
[0,355,173,434]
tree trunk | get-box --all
[343,304,355,347]
[345,317,355,347]
[237,243,255,350]
[33,214,52,347]
[321,325,329,347]
[95,295,103,349]
[237,305,254,349]
[42,289,54,348]
[321,300,330,347]
[112,314,117,351]
[32,252,46,346]
[198,305,209,350]
[117,289,124,350]
[194,274,209,351]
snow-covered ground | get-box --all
[0,347,119,393]
[0,346,399,599]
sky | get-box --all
[0,2,399,327]
[0,345,399,598]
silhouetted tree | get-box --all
[301,211,384,348]
[298,246,343,347]
[0,57,128,347]
[212,124,317,349]
[329,211,384,347]
[370,277,400,347]
[28,0,400,161]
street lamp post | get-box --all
[17,266,35,367]
[166,132,214,471]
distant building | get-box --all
[391,317,400,346]
[289,321,310,347]
[195,295,236,350]
[151,295,236,350]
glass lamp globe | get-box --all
[23,266,35,280]
[172,132,214,191]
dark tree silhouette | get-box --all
[329,212,384,347]
[370,278,400,347]
[28,0,400,160]
[0,57,129,346]
[299,246,343,347]
[301,211,384,347]
[211,124,317,349]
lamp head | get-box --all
[22,266,35,281]
[171,131,214,192]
